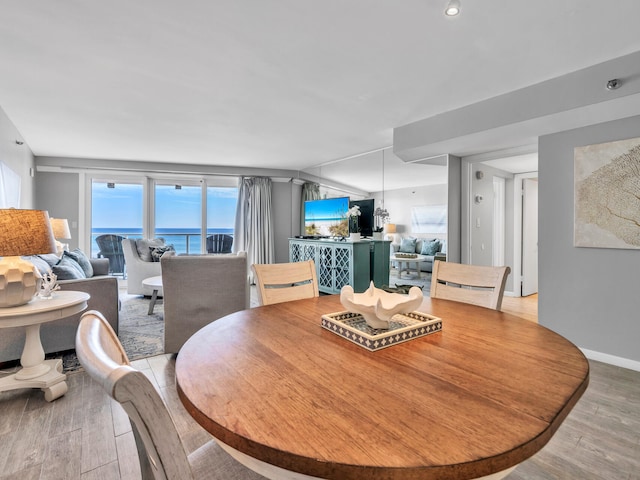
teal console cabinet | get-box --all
[289,238,390,294]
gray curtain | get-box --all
[300,182,321,233]
[234,177,274,281]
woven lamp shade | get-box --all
[384,223,397,234]
[0,209,57,256]
[0,209,57,307]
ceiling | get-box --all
[2,1,640,192]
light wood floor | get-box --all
[2,294,639,480]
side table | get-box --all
[0,291,89,401]
[142,276,163,315]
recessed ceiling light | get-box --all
[445,0,460,16]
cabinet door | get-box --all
[333,245,352,292]
[317,244,335,292]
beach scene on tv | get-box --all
[304,197,349,237]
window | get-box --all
[154,182,202,254]
[91,180,143,258]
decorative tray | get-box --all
[321,311,442,351]
[394,253,418,259]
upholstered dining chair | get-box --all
[252,260,319,306]
[161,251,249,353]
[430,260,511,311]
[75,310,266,480]
[206,234,233,254]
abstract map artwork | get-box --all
[574,136,640,249]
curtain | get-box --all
[300,182,321,233]
[234,177,274,281]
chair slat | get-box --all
[430,261,510,310]
[252,260,319,306]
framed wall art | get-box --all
[574,136,640,249]
[411,204,447,234]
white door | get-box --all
[522,178,538,296]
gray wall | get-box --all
[272,180,302,263]
[35,172,81,250]
[539,115,640,364]
[0,106,34,208]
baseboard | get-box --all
[580,348,640,372]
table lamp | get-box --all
[384,223,397,234]
[0,209,57,307]
[50,217,71,255]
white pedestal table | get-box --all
[0,291,89,401]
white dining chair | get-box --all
[252,260,319,306]
[430,260,511,311]
[75,310,267,480]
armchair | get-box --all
[95,234,126,276]
[122,238,163,296]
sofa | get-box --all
[0,251,120,363]
[387,234,446,273]
[122,238,170,296]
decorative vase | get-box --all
[372,232,383,240]
[349,232,361,242]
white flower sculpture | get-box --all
[346,205,361,233]
[340,281,424,329]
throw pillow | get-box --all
[136,238,165,262]
[420,240,441,256]
[64,249,94,277]
[399,237,417,253]
[150,244,175,262]
[37,253,62,268]
[24,256,52,275]
[52,255,87,280]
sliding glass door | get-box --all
[89,176,239,262]
[154,181,203,254]
[91,179,144,259]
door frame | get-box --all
[512,172,538,297]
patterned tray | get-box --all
[321,311,442,351]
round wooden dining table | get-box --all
[176,295,589,480]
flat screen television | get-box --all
[349,199,375,237]
[303,196,350,237]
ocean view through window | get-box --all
[91,180,238,256]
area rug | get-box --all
[55,295,164,373]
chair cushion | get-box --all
[150,244,175,262]
[64,249,94,277]
[420,240,441,256]
[136,238,165,262]
[399,237,417,253]
[53,255,87,280]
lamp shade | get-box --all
[0,209,57,256]
[50,218,72,240]
[384,223,397,234]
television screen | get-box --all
[304,197,350,237]
[349,199,375,237]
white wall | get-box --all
[0,106,34,207]
[539,115,640,367]
[373,183,448,238]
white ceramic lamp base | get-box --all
[0,257,41,307]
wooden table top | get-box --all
[176,295,589,480]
